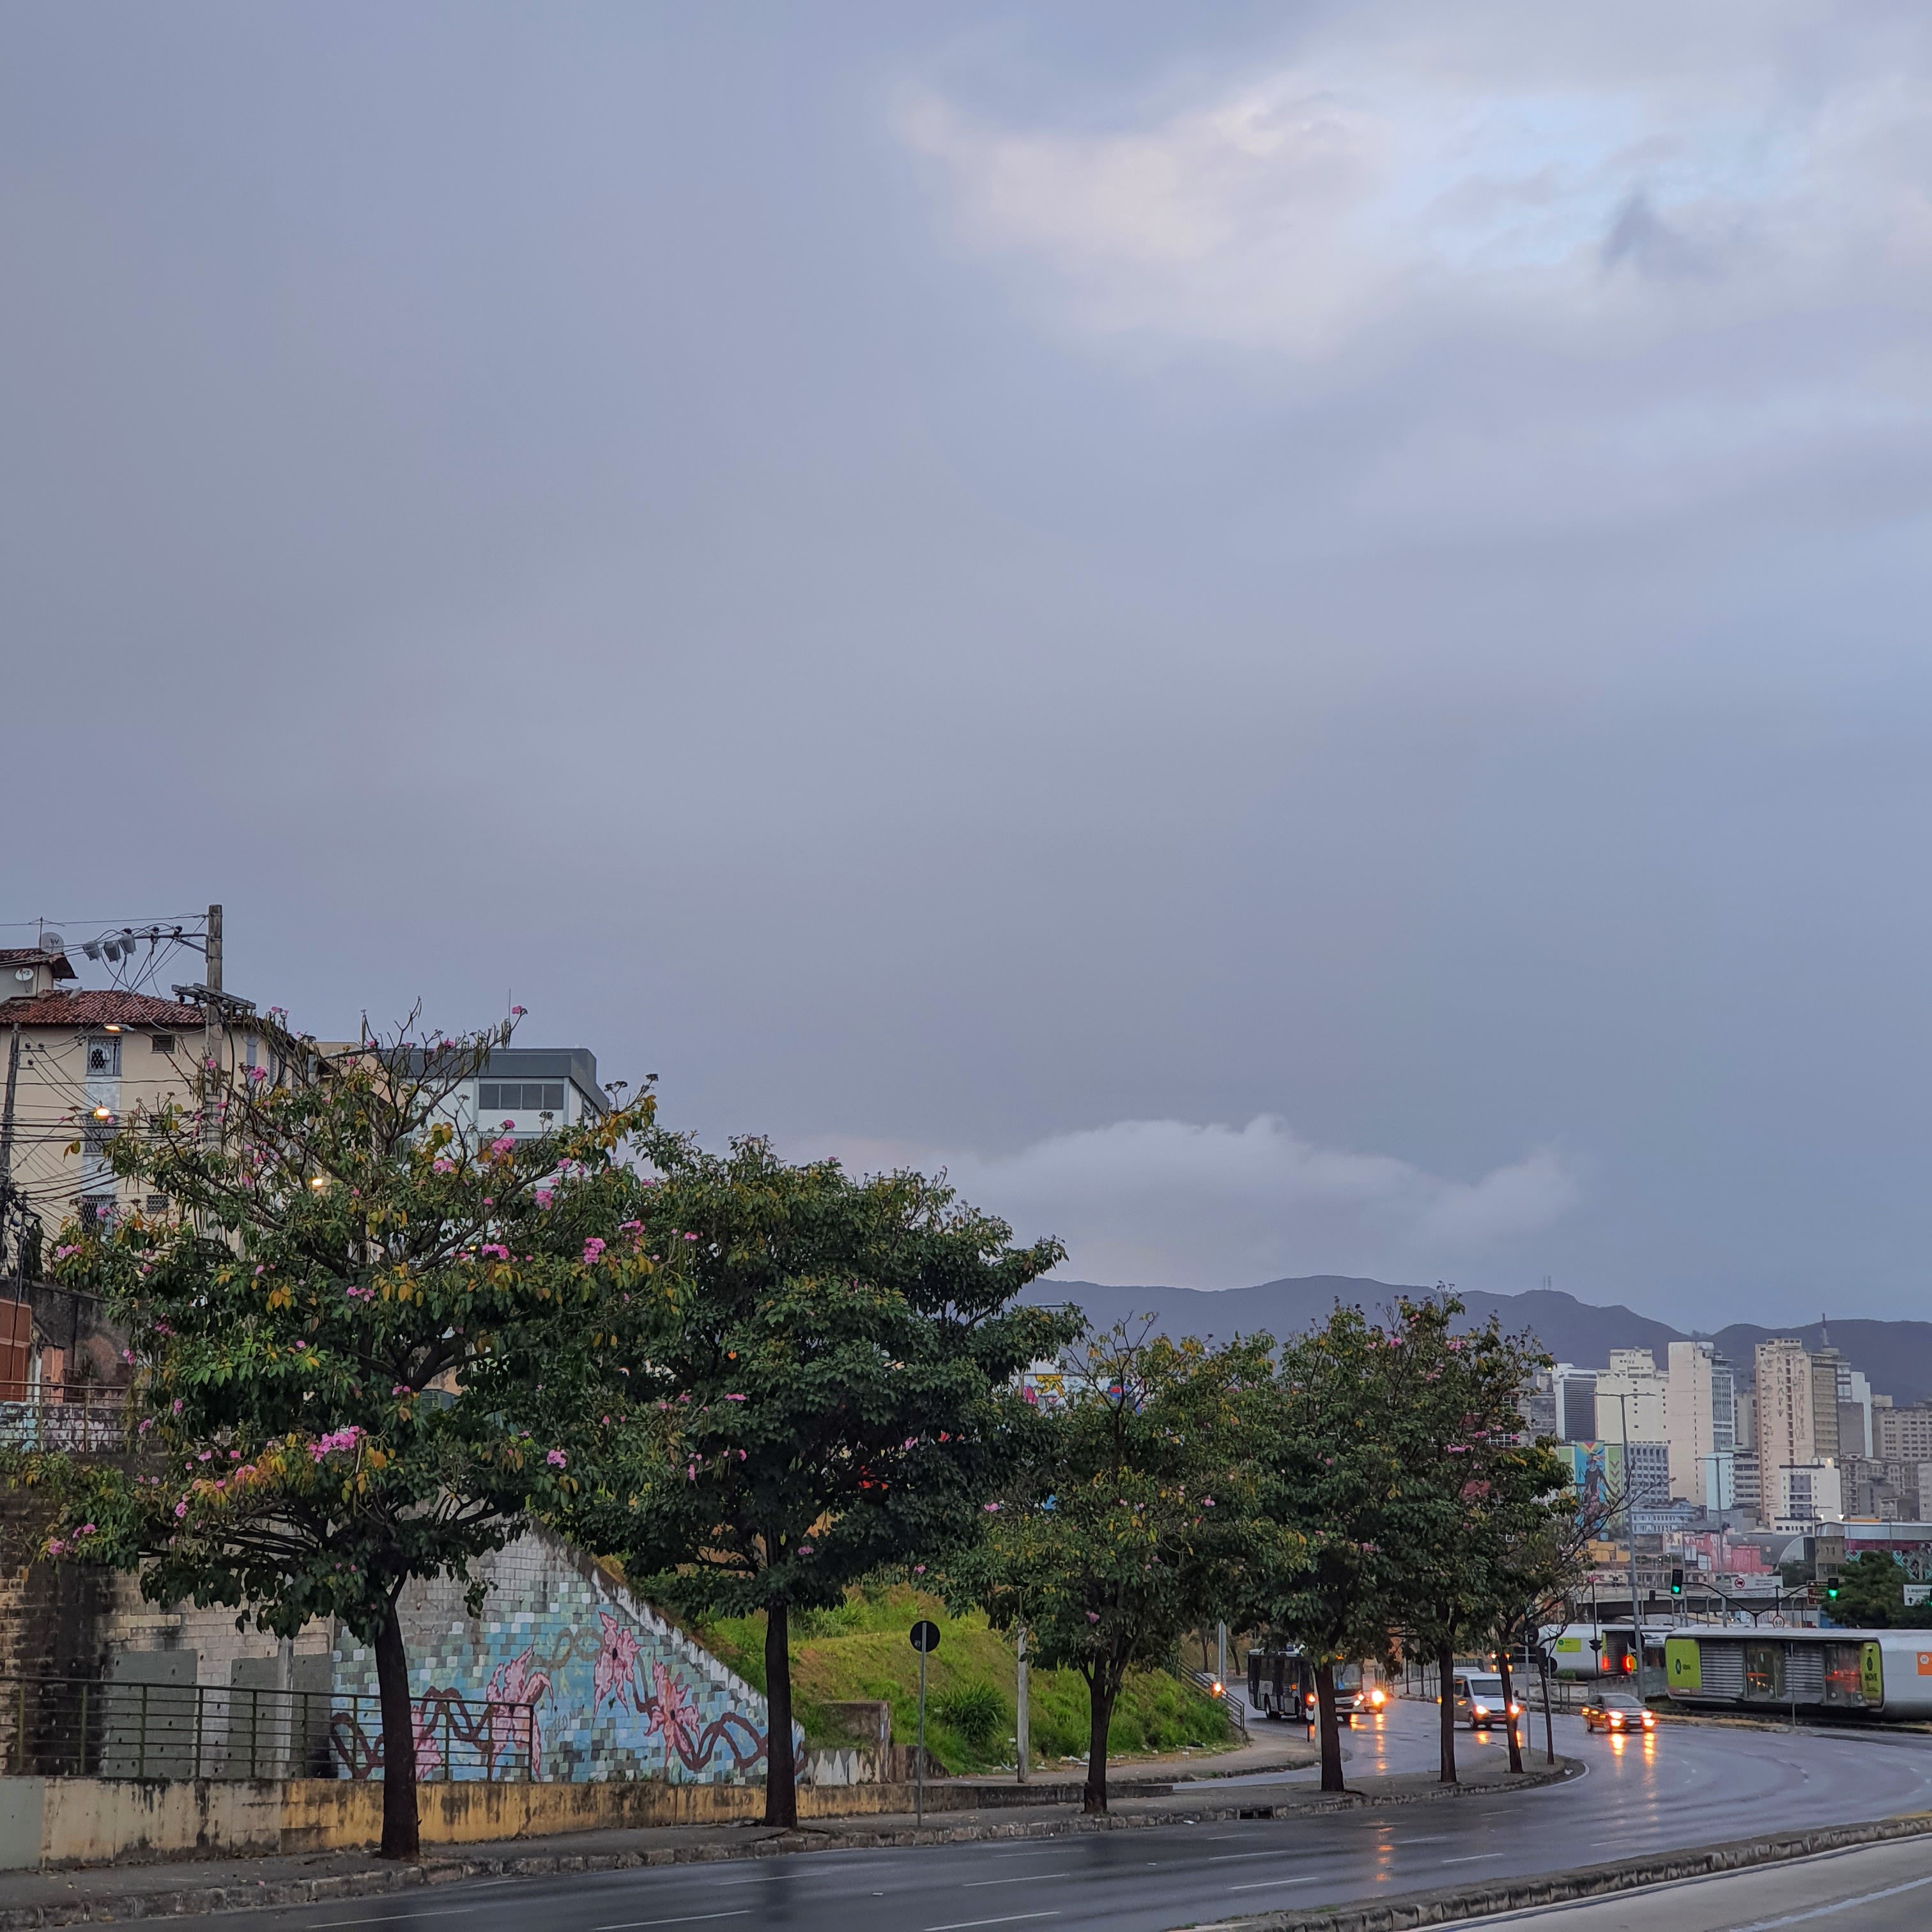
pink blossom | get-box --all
[682,1232,698,1242]
[491,1137,516,1156]
[914,1565,926,1575]
[392,1384,411,1397]
[797,1543,813,1556]
[618,1220,641,1233]
[583,1238,606,1264]
[480,1243,510,1262]
[174,1501,188,1519]
[433,1158,455,1174]
[511,1006,526,1016]
[546,1448,567,1468]
[724,1393,747,1402]
[171,1399,183,1415]
[79,1523,95,1537]
[535,1190,553,1209]
[983,1501,1000,1513]
[1085,1611,1100,1623]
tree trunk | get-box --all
[1436,1637,1458,1785]
[763,1600,797,1828]
[372,1595,419,1861]
[1497,1648,1524,1774]
[1313,1660,1345,1793]
[1083,1670,1118,1815]
[1540,1640,1556,1767]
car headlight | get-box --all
[1473,1704,1489,1717]
[1609,1713,1623,1726]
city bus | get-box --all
[1246,1648,1386,1722]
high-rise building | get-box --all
[1838,1364,1873,1461]
[1756,1339,1816,1490]
[1597,1349,1669,1452]
[1878,1404,1932,1462]
[1667,1340,1735,1508]
[1551,1367,1598,1444]
[1810,1349,1844,1463]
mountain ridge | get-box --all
[1023,1276,1932,1407]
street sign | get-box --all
[910,1622,941,1823]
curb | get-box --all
[0,1763,1575,1927]
[1187,1809,1932,1931]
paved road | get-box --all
[210,1703,1932,1932]
[1459,1832,1932,1929]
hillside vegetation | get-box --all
[700,1583,1238,1774]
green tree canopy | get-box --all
[551,1129,1073,1828]
[958,1323,1285,1814]
[1254,1305,1410,1791]
[20,1018,658,1859]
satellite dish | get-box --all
[39,931,63,953]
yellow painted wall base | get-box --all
[3,1774,974,1868]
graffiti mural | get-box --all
[592,1611,766,1775]
[330,1528,778,1784]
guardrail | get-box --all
[1,1676,540,1782]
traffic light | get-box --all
[1669,1567,1683,1596]
[1826,1580,1840,1600]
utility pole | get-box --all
[1,1024,19,1299]
[201,904,222,1149]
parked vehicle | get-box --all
[1581,1691,1656,1735]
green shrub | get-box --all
[933,1682,1006,1751]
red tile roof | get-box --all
[0,947,77,981]
[0,990,204,1030]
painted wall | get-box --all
[330,1528,787,1784]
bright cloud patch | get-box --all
[800,1117,1581,1289]
[899,47,1932,359]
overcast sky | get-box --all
[9,3,1932,1327]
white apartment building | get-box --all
[1775,1460,1844,1531]
[1596,1348,1669,1449]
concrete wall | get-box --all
[0,1771,968,1867]
[330,1528,783,1785]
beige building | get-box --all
[1667,1340,1736,1508]
[1754,1338,1816,1485]
[0,942,260,1238]
[1596,1347,1669,1446]
[1878,1404,1932,1462]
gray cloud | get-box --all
[8,3,1932,1326]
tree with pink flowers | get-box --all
[16,1015,661,1860]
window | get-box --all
[77,1196,116,1232]
[150,1034,175,1054]
[144,1195,169,1216]
[478,1082,565,1114]
[1744,1644,1781,1699]
[86,1036,121,1078]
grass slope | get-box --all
[700,1583,1236,1774]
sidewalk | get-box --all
[0,1752,1575,1928]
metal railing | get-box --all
[1,1676,540,1783]
[0,1385,128,1452]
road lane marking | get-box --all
[592,1914,752,1929]
[924,1915,1062,1931]
[1727,1871,1932,1929]
[1395,1836,1450,1844]
[309,1915,471,1927]
[962,1873,1071,1888]
[1229,1877,1318,1893]
[1443,1852,1506,1864]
